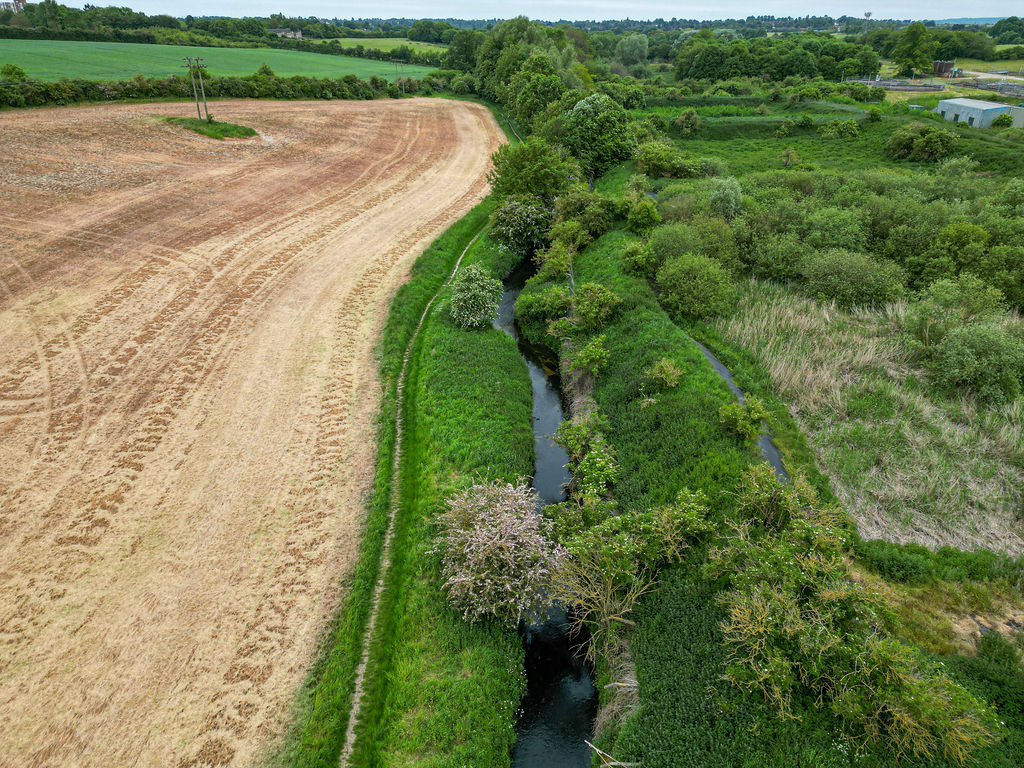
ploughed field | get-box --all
[0,98,502,768]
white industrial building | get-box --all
[935,97,1024,128]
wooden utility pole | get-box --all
[390,59,406,94]
[182,57,202,119]
[194,58,209,120]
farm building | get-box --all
[268,28,302,39]
[935,97,1024,128]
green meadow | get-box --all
[0,39,435,81]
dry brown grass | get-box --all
[715,279,1024,555]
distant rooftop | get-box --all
[937,97,1018,110]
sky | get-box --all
[79,1,1016,23]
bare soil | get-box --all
[0,98,503,768]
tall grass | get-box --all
[715,279,1024,555]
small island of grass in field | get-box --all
[163,116,257,140]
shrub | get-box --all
[572,283,622,332]
[621,241,659,276]
[866,107,882,122]
[931,322,1024,405]
[801,249,906,308]
[574,432,619,498]
[656,253,736,319]
[709,467,1000,761]
[627,196,661,233]
[992,112,1014,128]
[820,118,860,139]
[490,195,552,256]
[801,206,867,251]
[488,136,579,203]
[0,63,27,82]
[449,263,502,329]
[450,73,476,94]
[903,273,1007,348]
[774,119,795,138]
[674,107,701,135]
[435,481,567,625]
[719,396,769,444]
[571,334,610,376]
[885,122,959,162]
[648,223,690,268]
[553,185,614,239]
[634,140,680,177]
[645,357,685,388]
[708,176,742,220]
[748,233,809,282]
[697,156,727,177]
[554,489,712,660]
[796,113,815,129]
[549,218,590,251]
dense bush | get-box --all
[719,396,769,445]
[930,322,1024,405]
[656,253,736,319]
[885,122,959,162]
[820,118,860,139]
[801,249,906,307]
[903,273,1007,349]
[627,196,662,233]
[674,107,701,135]
[488,136,579,204]
[572,282,622,332]
[992,113,1015,129]
[571,333,610,376]
[708,176,743,220]
[0,67,394,109]
[634,140,682,177]
[747,233,809,282]
[709,466,1000,762]
[449,263,502,329]
[490,195,552,256]
[435,481,566,625]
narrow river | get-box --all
[492,263,599,767]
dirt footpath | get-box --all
[0,98,503,768]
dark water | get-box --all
[492,265,598,767]
[492,265,572,505]
[693,340,789,481]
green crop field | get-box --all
[0,39,436,81]
[316,37,446,53]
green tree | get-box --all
[891,22,937,77]
[488,137,579,204]
[614,33,649,67]
[563,93,636,177]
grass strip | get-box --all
[350,230,532,766]
[163,116,257,139]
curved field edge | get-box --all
[266,202,495,768]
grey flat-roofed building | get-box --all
[935,97,1024,128]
